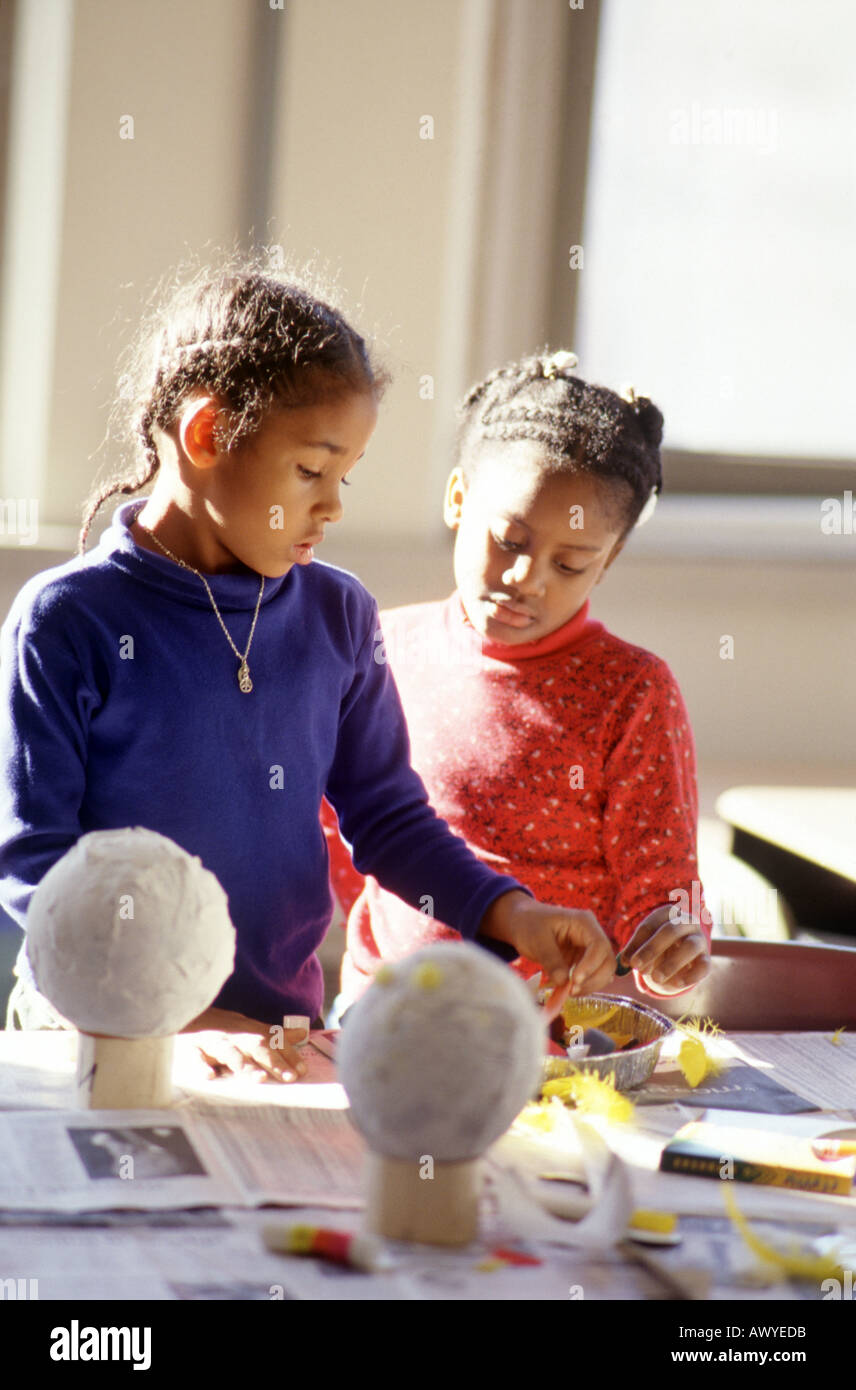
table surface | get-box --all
[716,786,856,882]
[1,1027,854,1302]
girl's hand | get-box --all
[478,890,615,996]
[183,1007,308,1082]
[621,905,711,994]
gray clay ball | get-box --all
[581,1027,616,1056]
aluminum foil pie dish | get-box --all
[541,993,675,1092]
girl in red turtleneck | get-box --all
[321,352,712,1013]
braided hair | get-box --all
[455,350,663,535]
[78,253,390,554]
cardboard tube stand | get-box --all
[364,1152,482,1246]
[77,1032,176,1109]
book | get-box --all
[659,1120,856,1195]
[637,1063,818,1114]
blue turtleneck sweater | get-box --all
[0,500,530,1024]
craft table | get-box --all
[0,1027,853,1309]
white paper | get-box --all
[700,1108,856,1139]
[0,1214,308,1301]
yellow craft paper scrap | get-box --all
[561,1000,620,1031]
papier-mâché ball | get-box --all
[26,827,236,1037]
[337,942,545,1161]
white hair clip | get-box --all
[543,350,578,380]
[635,488,659,528]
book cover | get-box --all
[637,1064,819,1114]
[659,1121,856,1194]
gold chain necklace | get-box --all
[136,518,265,694]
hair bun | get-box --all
[621,386,663,450]
[635,397,664,450]
[541,349,578,380]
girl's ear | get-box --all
[443,467,467,530]
[178,397,223,469]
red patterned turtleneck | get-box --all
[321,591,711,1005]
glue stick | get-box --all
[262,1221,392,1272]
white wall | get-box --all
[0,0,852,787]
[4,0,256,527]
[269,0,478,530]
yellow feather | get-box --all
[541,1068,635,1123]
[515,1099,565,1133]
[722,1183,845,1283]
[677,1036,724,1087]
[675,1014,723,1040]
[675,1016,725,1087]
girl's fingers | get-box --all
[196,1045,231,1079]
[623,905,675,959]
[536,912,612,994]
[234,1045,285,1081]
[251,1046,306,1080]
[283,1026,310,1046]
[627,915,698,974]
[589,952,623,994]
[197,1039,248,1075]
[195,1034,307,1083]
[655,946,711,990]
[671,955,711,990]
[568,924,614,993]
[223,1040,257,1074]
[258,1034,308,1079]
[505,902,613,995]
[648,933,707,983]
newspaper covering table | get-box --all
[0,1027,853,1300]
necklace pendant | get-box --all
[238,659,253,694]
